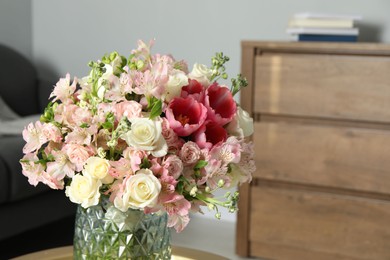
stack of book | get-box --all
[286,12,362,42]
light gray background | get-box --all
[1,0,390,222]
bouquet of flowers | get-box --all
[20,40,255,232]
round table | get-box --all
[11,245,228,260]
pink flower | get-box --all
[42,123,62,143]
[113,100,143,120]
[64,125,97,145]
[109,158,133,179]
[22,121,48,154]
[204,83,236,126]
[165,97,207,136]
[180,79,205,101]
[209,136,241,165]
[49,73,77,104]
[162,155,183,179]
[192,121,227,149]
[46,149,76,179]
[179,141,201,166]
[62,144,95,172]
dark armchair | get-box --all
[0,43,76,241]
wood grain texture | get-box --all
[254,53,390,123]
[235,42,256,257]
[253,121,390,195]
[249,185,390,260]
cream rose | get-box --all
[65,173,101,208]
[237,107,254,137]
[122,118,167,157]
[164,70,189,102]
[114,169,161,211]
[188,63,212,86]
[84,156,113,184]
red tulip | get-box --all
[204,83,236,126]
[193,121,227,149]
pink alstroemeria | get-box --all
[22,121,48,154]
[209,136,241,166]
[49,73,77,104]
[204,83,236,126]
[46,149,76,180]
[192,121,228,149]
[165,96,207,137]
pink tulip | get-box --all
[181,79,205,102]
[204,83,236,126]
[165,96,207,136]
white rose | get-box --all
[188,63,212,86]
[114,169,161,211]
[164,70,188,102]
[237,107,254,137]
[84,157,113,184]
[65,174,102,208]
[122,117,168,157]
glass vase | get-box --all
[73,197,171,259]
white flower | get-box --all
[65,173,101,208]
[188,63,212,86]
[114,169,161,211]
[83,156,113,184]
[237,107,254,137]
[122,117,168,157]
[164,70,188,102]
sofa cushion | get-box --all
[0,44,39,116]
[0,95,20,120]
[0,136,49,203]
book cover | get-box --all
[286,27,359,36]
[297,34,358,42]
[288,18,354,28]
[292,12,362,21]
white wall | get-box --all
[30,0,390,222]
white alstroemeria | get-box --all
[122,117,168,157]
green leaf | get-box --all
[149,99,162,119]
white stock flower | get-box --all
[122,117,168,157]
[237,107,254,137]
[83,156,113,184]
[114,169,161,211]
[164,70,188,102]
[65,173,101,208]
[188,63,212,86]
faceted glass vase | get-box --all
[73,197,171,259]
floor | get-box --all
[0,214,255,260]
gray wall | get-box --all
[31,0,390,83]
[0,0,32,59]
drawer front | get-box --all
[253,121,390,195]
[249,185,390,260]
[254,53,390,123]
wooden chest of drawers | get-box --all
[236,41,390,260]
